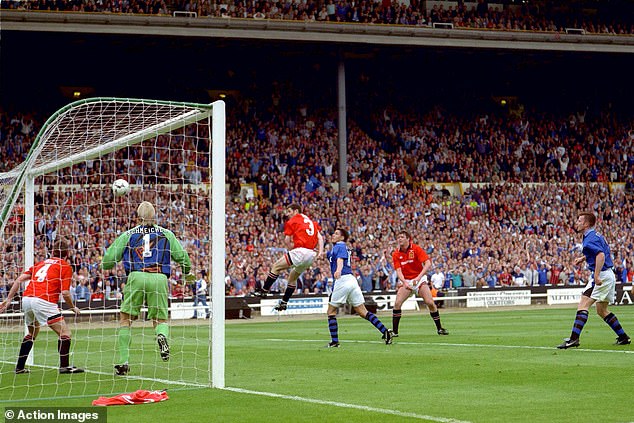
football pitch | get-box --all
[2,306,634,423]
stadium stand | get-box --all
[1,0,633,35]
[1,97,632,302]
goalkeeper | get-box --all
[102,201,192,376]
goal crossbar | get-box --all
[0,97,214,233]
[30,108,210,176]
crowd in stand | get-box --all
[2,0,634,35]
[0,97,633,303]
[366,106,634,184]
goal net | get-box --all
[0,97,226,401]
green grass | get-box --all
[2,306,634,422]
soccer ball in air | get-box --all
[112,179,130,197]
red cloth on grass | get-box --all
[92,390,169,406]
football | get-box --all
[112,179,130,196]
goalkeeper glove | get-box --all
[183,273,196,283]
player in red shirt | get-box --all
[255,204,324,311]
[0,237,83,374]
[391,231,448,337]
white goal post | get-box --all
[0,97,226,398]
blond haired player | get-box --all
[102,201,192,375]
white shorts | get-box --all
[412,275,428,292]
[22,296,64,326]
[286,248,317,274]
[401,275,428,296]
[329,274,365,307]
[584,268,616,303]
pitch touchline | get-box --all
[223,386,472,423]
[266,339,634,354]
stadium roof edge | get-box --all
[2,10,634,53]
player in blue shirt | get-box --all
[325,228,392,347]
[557,212,630,349]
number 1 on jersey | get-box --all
[142,234,153,257]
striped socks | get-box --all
[365,312,388,335]
[328,316,338,343]
[603,312,626,337]
[570,310,589,341]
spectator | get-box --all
[358,263,374,293]
[485,270,498,288]
[191,270,210,319]
[90,283,104,301]
[462,266,476,288]
[498,267,513,287]
[511,266,526,286]
[75,276,90,301]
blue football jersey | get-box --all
[327,241,352,278]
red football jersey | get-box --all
[284,213,321,249]
[22,257,72,304]
[392,243,430,280]
[92,390,169,406]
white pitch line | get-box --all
[223,386,472,423]
[0,386,209,404]
[266,338,634,354]
[0,359,208,389]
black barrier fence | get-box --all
[2,284,632,321]
[1,296,254,321]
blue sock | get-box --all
[328,316,338,343]
[365,312,387,335]
[570,310,589,341]
[604,312,626,337]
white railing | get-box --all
[173,11,197,18]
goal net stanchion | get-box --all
[0,97,226,401]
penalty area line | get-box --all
[222,386,472,423]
